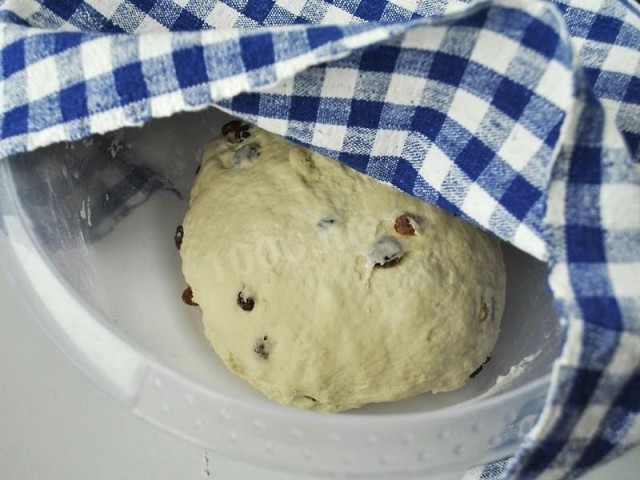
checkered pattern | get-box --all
[0,1,638,479]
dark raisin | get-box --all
[469,365,483,379]
[378,256,402,268]
[222,120,252,144]
[182,286,198,306]
[254,335,271,360]
[175,225,184,250]
[470,357,491,379]
[369,237,403,268]
[195,165,201,175]
[394,214,423,236]
[480,302,489,322]
[317,216,336,229]
[237,291,255,311]
[303,396,317,402]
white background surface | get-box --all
[1,269,638,480]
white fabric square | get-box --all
[536,59,573,110]
[498,123,544,171]
[26,57,60,100]
[372,129,408,157]
[257,117,288,136]
[171,0,190,7]
[27,124,65,151]
[80,37,113,79]
[385,73,426,105]
[205,2,241,28]
[321,67,358,99]
[389,0,418,10]
[88,108,125,134]
[148,91,184,118]
[573,0,605,14]
[563,319,585,367]
[601,44,639,75]
[607,332,640,375]
[9,0,41,21]
[512,222,547,260]
[572,404,610,438]
[138,33,172,61]
[312,123,347,151]
[471,30,520,74]
[600,184,640,230]
[545,179,567,227]
[548,264,574,301]
[260,74,295,95]
[448,89,490,134]
[85,0,120,19]
[136,15,167,33]
[322,5,354,23]
[402,26,447,51]
[461,183,498,226]
[419,144,452,189]
[608,263,640,298]
[276,0,306,16]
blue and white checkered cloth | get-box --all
[1,0,638,478]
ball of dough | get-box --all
[180,123,505,412]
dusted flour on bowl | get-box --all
[178,122,506,412]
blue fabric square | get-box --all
[2,104,29,137]
[348,99,384,129]
[578,297,622,330]
[453,6,488,28]
[239,33,275,71]
[59,83,88,121]
[583,67,600,90]
[360,46,399,73]
[54,32,83,54]
[45,0,83,21]
[566,226,606,263]
[392,158,417,193]
[129,0,156,14]
[569,146,602,184]
[412,106,446,141]
[306,26,342,50]
[500,176,542,220]
[428,52,468,87]
[173,47,208,88]
[172,9,205,30]
[493,78,532,120]
[623,77,640,105]
[230,92,261,115]
[613,372,640,410]
[521,18,558,58]
[289,96,321,121]
[458,137,494,180]
[567,369,603,405]
[339,152,370,174]
[588,15,623,44]
[243,0,273,24]
[113,62,148,105]
[436,195,462,217]
[3,40,25,78]
[354,0,387,21]
[623,132,639,157]
[546,120,562,148]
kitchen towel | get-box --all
[0,0,638,478]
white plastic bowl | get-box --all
[0,108,561,479]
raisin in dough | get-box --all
[180,123,506,413]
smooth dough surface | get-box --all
[180,125,506,412]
